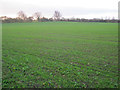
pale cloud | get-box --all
[0,0,119,19]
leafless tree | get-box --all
[0,16,8,20]
[26,16,34,22]
[17,11,27,20]
[53,11,61,21]
[33,12,41,21]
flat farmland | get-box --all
[2,22,118,88]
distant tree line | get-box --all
[0,10,118,23]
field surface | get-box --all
[2,22,118,88]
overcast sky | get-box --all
[0,0,119,19]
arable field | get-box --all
[2,22,118,88]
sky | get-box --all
[0,0,119,19]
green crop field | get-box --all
[2,22,118,88]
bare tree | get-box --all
[33,12,41,21]
[53,11,61,21]
[0,16,8,20]
[17,11,27,20]
[27,16,34,22]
